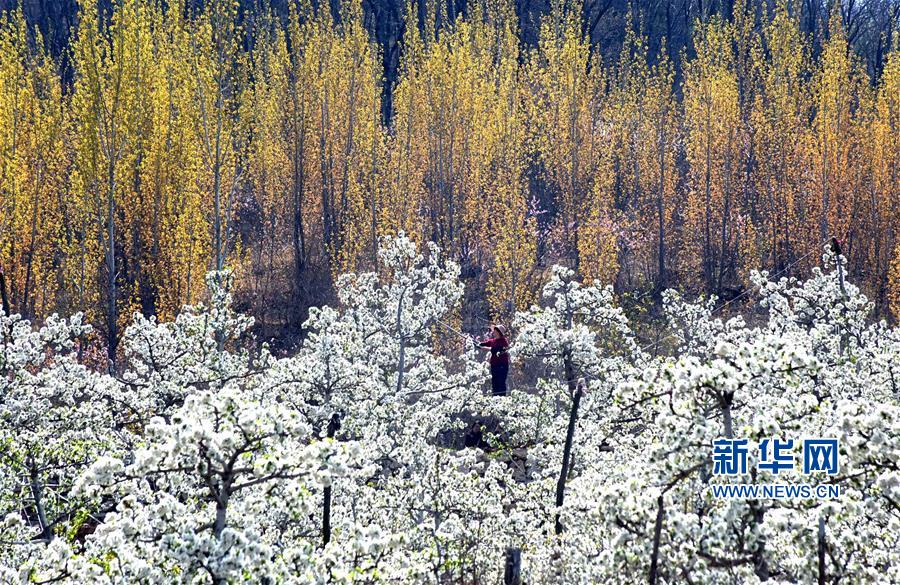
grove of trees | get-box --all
[0,0,897,361]
[1,234,899,583]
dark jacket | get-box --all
[478,336,510,367]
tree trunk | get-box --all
[820,107,829,244]
[213,495,228,538]
[395,288,407,394]
[703,110,713,291]
[291,78,308,288]
[213,145,224,272]
[648,494,664,584]
[322,413,340,547]
[22,179,41,317]
[106,156,118,365]
[0,268,9,316]
[751,502,770,580]
[504,547,522,585]
[656,119,667,291]
[29,460,51,542]
[722,391,734,438]
[554,373,584,535]
[817,515,826,585]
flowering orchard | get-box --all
[1,235,898,584]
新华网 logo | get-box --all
[709,438,840,500]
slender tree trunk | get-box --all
[820,105,829,243]
[337,61,359,261]
[717,175,731,296]
[0,268,9,316]
[817,516,826,585]
[395,288,407,394]
[370,89,379,267]
[213,143,224,272]
[290,81,307,289]
[504,547,522,585]
[703,110,713,291]
[106,155,118,364]
[656,120,667,290]
[569,63,580,269]
[320,96,332,257]
[554,370,584,535]
[22,177,42,317]
[322,413,340,546]
[29,460,51,542]
[648,494,664,584]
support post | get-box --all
[322,413,341,546]
[648,494,665,585]
[0,267,9,316]
[817,515,826,585]
[554,376,585,535]
[504,547,521,585]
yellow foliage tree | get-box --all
[2,0,900,331]
[242,14,291,332]
[682,16,745,295]
[185,0,242,273]
[395,0,538,319]
[527,3,605,272]
[869,45,899,317]
[809,5,865,254]
[0,11,67,318]
[141,2,211,318]
[752,1,811,275]
[71,0,152,359]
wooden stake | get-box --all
[504,547,521,585]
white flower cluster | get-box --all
[0,240,897,583]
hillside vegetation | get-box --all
[1,235,899,583]
[0,0,897,360]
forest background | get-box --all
[0,0,897,361]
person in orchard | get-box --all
[475,324,510,396]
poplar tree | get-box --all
[71,0,149,362]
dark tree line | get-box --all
[4,0,897,117]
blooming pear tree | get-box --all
[0,310,122,547]
[113,271,257,425]
[513,266,642,536]
[0,241,898,584]
[283,234,519,581]
[73,386,359,584]
[545,249,900,583]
